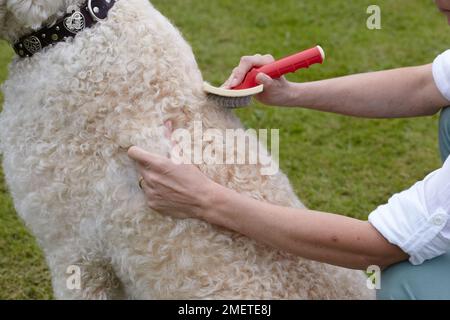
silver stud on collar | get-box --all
[23,36,42,54]
[87,0,110,21]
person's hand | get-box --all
[222,54,294,106]
[128,146,218,220]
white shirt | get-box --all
[368,51,450,265]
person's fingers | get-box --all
[137,163,162,183]
[255,73,274,86]
[222,73,236,89]
[229,56,260,87]
[222,66,245,89]
[142,181,155,197]
[262,54,275,63]
[222,54,276,89]
[128,147,170,172]
[143,172,155,190]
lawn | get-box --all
[1,0,449,299]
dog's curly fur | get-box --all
[0,0,374,299]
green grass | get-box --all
[1,0,449,299]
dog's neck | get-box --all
[13,0,117,58]
[3,0,84,43]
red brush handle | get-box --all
[233,46,325,90]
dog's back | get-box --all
[0,0,374,299]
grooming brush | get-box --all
[204,45,325,108]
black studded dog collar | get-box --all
[13,0,116,58]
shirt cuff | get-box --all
[369,188,449,265]
[432,50,450,102]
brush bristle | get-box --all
[207,93,252,108]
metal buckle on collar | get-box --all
[87,0,112,21]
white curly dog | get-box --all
[0,0,374,299]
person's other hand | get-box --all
[222,54,294,106]
[128,146,217,220]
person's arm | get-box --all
[226,55,448,118]
[286,65,448,118]
[128,147,408,271]
[206,184,408,270]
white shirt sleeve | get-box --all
[369,156,450,265]
[432,50,450,101]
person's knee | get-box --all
[378,252,450,300]
[377,261,416,300]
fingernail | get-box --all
[221,81,230,89]
[230,77,240,88]
[255,73,265,82]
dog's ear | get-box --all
[6,0,67,29]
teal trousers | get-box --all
[377,107,450,300]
